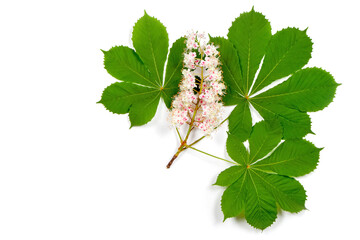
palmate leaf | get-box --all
[227,8,271,95]
[98,12,185,126]
[227,99,252,142]
[211,9,339,139]
[216,121,321,230]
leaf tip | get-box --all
[100,49,106,54]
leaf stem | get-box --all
[187,146,239,165]
[175,127,183,142]
[166,144,186,168]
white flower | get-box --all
[204,44,218,56]
[184,52,196,69]
[207,69,222,81]
[180,69,196,90]
[203,56,219,69]
[169,31,225,135]
[170,108,190,126]
[186,31,198,50]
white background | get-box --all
[0,0,359,239]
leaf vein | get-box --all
[163,60,182,88]
[252,37,300,94]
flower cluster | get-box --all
[169,31,225,135]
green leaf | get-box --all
[98,82,160,126]
[251,28,313,94]
[128,94,161,127]
[250,170,306,213]
[132,11,169,86]
[215,166,244,186]
[99,12,185,126]
[228,99,252,141]
[252,67,339,112]
[228,8,271,96]
[251,101,312,139]
[216,10,338,139]
[210,36,244,104]
[245,171,277,230]
[102,46,157,88]
[254,139,321,177]
[221,172,248,220]
[162,37,186,108]
[249,120,282,163]
[216,121,318,229]
[226,134,249,165]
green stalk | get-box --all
[187,146,239,165]
[167,50,204,168]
